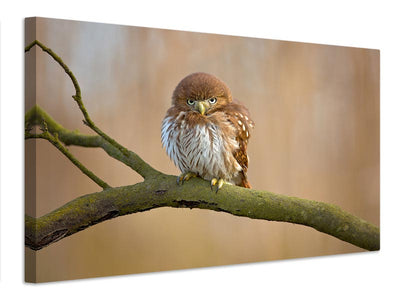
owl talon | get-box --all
[210,178,218,190]
[216,179,225,193]
[177,172,197,185]
[211,178,226,193]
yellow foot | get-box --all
[177,172,197,185]
[210,178,229,193]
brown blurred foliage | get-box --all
[25,18,379,282]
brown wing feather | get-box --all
[225,99,255,188]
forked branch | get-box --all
[25,41,380,252]
[25,40,160,180]
[26,128,111,190]
[25,105,161,178]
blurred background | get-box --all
[25,17,379,282]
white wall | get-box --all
[1,0,399,299]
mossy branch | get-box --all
[25,104,161,178]
[25,128,111,190]
[25,40,380,252]
[25,174,379,251]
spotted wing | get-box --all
[225,99,255,188]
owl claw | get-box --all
[210,178,225,193]
[177,172,197,185]
[210,178,218,191]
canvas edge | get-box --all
[24,16,37,283]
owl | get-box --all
[161,72,254,192]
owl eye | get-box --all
[209,97,217,104]
[187,99,195,105]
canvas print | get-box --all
[25,17,380,283]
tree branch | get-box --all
[25,104,160,178]
[25,40,160,180]
[25,128,111,190]
[25,174,379,251]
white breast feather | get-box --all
[161,112,241,182]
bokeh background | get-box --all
[25,17,379,282]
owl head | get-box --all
[172,72,232,115]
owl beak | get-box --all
[195,101,209,115]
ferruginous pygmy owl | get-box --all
[161,72,254,192]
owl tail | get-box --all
[240,179,252,189]
[239,172,252,188]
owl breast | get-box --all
[161,111,242,183]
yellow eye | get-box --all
[209,97,217,104]
[187,99,195,105]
